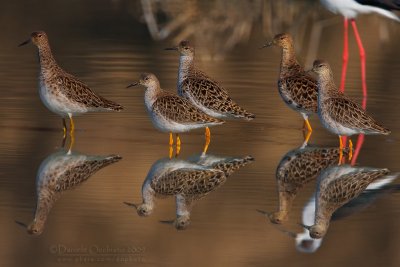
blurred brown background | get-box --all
[1,0,400,266]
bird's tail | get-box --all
[102,98,124,111]
[368,6,400,22]
[214,156,255,177]
[230,102,256,121]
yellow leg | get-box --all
[61,119,67,148]
[62,118,67,138]
[175,134,181,157]
[348,139,353,161]
[338,135,343,165]
[169,132,174,159]
[68,131,75,153]
[203,127,211,154]
[69,115,75,135]
[68,116,75,153]
[304,119,313,144]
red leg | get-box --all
[351,134,365,166]
[340,18,349,93]
[351,19,367,105]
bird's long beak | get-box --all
[164,46,178,51]
[15,220,28,228]
[123,201,138,210]
[259,41,273,49]
[18,39,31,47]
[159,220,175,225]
[256,209,272,216]
[126,82,139,88]
[298,223,312,230]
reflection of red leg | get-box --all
[351,134,365,165]
[340,18,349,92]
[351,19,367,103]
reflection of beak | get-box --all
[164,46,178,51]
[259,41,273,49]
[299,223,312,231]
[159,220,175,225]
[126,82,139,88]
[256,209,272,216]
[18,39,31,47]
[123,201,138,210]
[15,220,28,228]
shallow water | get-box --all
[1,1,400,266]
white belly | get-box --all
[319,108,358,136]
[39,80,88,117]
[149,110,207,133]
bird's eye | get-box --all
[37,34,42,38]
[145,77,149,81]
[318,64,323,68]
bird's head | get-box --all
[19,31,49,48]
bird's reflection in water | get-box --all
[293,172,399,253]
[289,165,399,253]
[258,145,347,224]
[18,149,122,235]
[125,153,254,230]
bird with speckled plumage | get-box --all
[302,165,391,239]
[312,60,390,163]
[261,33,318,144]
[127,73,224,157]
[19,31,123,139]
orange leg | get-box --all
[61,118,67,148]
[203,127,211,154]
[303,118,313,144]
[348,139,353,161]
[175,134,181,157]
[338,135,344,165]
[169,132,174,159]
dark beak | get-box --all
[123,201,138,209]
[298,223,312,231]
[256,209,271,216]
[18,39,31,47]
[159,220,175,225]
[259,41,273,49]
[126,82,139,88]
[15,220,28,228]
[164,46,178,51]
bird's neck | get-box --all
[144,83,162,110]
[280,46,302,76]
[178,54,194,85]
[314,211,331,231]
[38,44,60,79]
[176,194,191,217]
[142,181,155,207]
[317,72,338,103]
[277,191,294,215]
[32,188,58,228]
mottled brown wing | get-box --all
[276,147,345,192]
[152,94,222,124]
[151,168,226,197]
[54,156,121,192]
[278,74,318,113]
[320,169,389,204]
[55,75,123,110]
[324,97,388,133]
